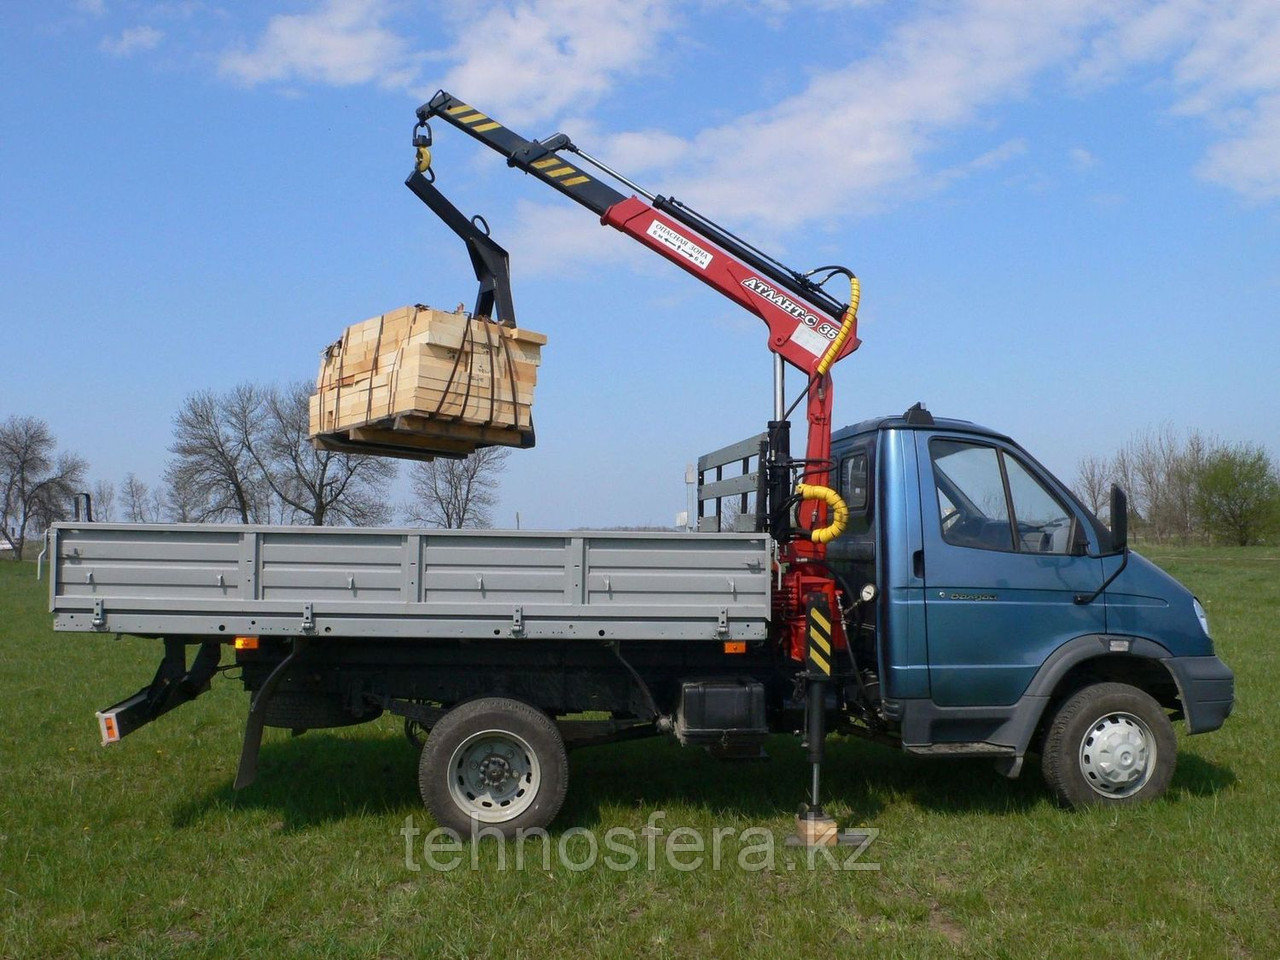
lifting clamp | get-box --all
[405,118,517,327]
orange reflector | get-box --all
[723,641,746,654]
[97,712,120,745]
[234,636,259,650]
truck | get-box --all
[46,93,1234,840]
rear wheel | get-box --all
[1041,681,1176,808]
[419,697,568,838]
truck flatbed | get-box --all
[48,523,771,643]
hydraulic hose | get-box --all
[795,483,848,544]
[815,274,860,377]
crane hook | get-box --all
[413,120,434,177]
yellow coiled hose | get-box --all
[816,274,860,377]
[794,275,858,544]
[796,483,849,544]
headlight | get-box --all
[1193,597,1211,638]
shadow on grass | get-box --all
[171,731,422,831]
[170,728,1236,833]
[556,733,1053,829]
[1168,750,1237,799]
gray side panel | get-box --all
[53,526,243,601]
[50,524,771,642]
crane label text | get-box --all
[742,278,840,342]
[646,221,713,269]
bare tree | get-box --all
[1073,454,1112,518]
[91,479,116,522]
[1106,426,1225,543]
[233,381,396,526]
[165,387,268,523]
[0,416,87,560]
[405,446,509,529]
[162,468,218,522]
[1165,430,1215,543]
[122,472,163,522]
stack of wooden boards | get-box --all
[309,304,546,461]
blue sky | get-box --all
[2,0,1278,528]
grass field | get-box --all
[0,548,1275,958]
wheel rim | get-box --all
[1078,711,1157,798]
[446,728,541,823]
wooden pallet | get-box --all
[309,305,545,461]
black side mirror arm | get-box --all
[1073,547,1129,605]
[1074,483,1130,605]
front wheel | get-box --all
[419,697,568,838]
[1041,681,1177,808]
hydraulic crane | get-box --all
[408,91,864,842]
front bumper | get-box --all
[1166,655,1235,734]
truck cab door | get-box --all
[915,433,1105,707]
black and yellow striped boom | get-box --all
[418,92,627,217]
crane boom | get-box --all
[413,91,861,382]
[407,91,863,670]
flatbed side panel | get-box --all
[585,538,769,607]
[50,524,771,642]
[421,534,573,606]
[260,530,408,602]
[52,525,244,601]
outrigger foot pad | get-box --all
[786,802,840,847]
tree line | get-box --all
[1,382,508,559]
[1074,426,1280,546]
[7,397,1275,559]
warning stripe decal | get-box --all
[809,626,831,655]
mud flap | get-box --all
[233,638,308,790]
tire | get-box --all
[419,697,568,839]
[262,691,382,730]
[1041,681,1176,808]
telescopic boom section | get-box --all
[418,92,860,378]
[415,91,861,514]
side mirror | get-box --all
[1109,484,1128,555]
[1075,483,1131,604]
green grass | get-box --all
[1,548,1276,958]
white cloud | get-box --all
[599,0,1280,230]
[100,25,163,57]
[1069,147,1098,170]
[969,138,1029,172]
[650,0,1110,229]
[1198,93,1280,199]
[1075,0,1280,200]
[501,199,643,276]
[433,0,674,126]
[211,0,1280,223]
[76,0,107,16]
[216,0,674,124]
[219,0,415,88]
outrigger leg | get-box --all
[96,639,221,745]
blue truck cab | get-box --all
[826,406,1234,806]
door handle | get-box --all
[913,549,925,579]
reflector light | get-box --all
[97,712,120,745]
[234,636,260,650]
[723,641,746,654]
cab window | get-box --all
[838,445,874,537]
[930,440,1013,551]
[929,439,1076,555]
[1004,455,1075,554]
[842,450,869,512]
